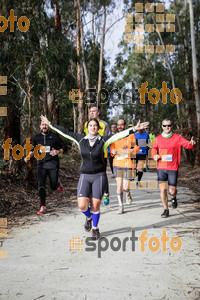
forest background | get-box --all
[0,0,199,217]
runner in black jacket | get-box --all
[41,115,149,239]
[24,120,66,214]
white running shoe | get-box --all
[126,193,132,205]
[117,205,124,214]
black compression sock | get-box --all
[138,171,143,181]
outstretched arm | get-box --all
[40,115,84,147]
[103,120,149,153]
[179,135,196,149]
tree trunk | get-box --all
[53,0,62,124]
[73,104,77,132]
[79,2,89,92]
[4,87,21,176]
[4,103,20,143]
[78,0,90,118]
[92,0,95,52]
[189,0,200,165]
[55,0,62,34]
[54,98,59,125]
[195,0,199,43]
[152,15,180,118]
[41,33,54,116]
[75,0,84,133]
[97,3,106,106]
[46,73,54,115]
[174,0,192,128]
[25,68,33,140]
[41,91,47,116]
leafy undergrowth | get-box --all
[1,153,200,227]
[0,150,81,226]
[178,163,200,197]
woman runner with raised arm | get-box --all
[41,115,149,239]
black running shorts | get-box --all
[157,169,178,186]
[135,154,147,163]
[77,172,108,199]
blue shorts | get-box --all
[77,172,108,199]
[157,169,178,187]
[113,167,136,180]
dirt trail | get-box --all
[0,172,200,300]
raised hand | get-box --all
[189,136,196,146]
[134,120,149,131]
[40,115,51,126]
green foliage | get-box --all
[110,0,199,131]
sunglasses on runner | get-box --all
[162,124,172,127]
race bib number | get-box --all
[162,154,172,161]
[138,139,146,147]
[117,151,128,160]
[40,146,50,153]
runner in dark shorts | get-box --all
[152,119,196,218]
[41,115,149,238]
[134,130,150,186]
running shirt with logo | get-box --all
[111,134,139,168]
[134,132,149,155]
[151,133,195,171]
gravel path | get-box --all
[1,172,200,300]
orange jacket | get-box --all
[111,134,139,168]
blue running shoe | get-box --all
[103,194,109,206]
[136,181,142,188]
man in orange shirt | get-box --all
[111,119,139,214]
